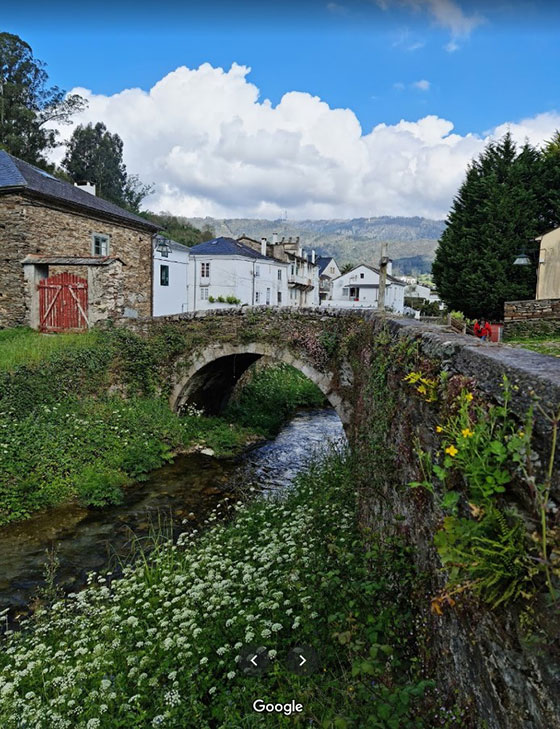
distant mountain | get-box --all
[185,216,446,274]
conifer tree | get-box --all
[433,133,541,320]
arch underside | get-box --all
[170,344,350,424]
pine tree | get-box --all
[433,133,540,320]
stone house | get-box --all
[536,226,560,300]
[0,150,159,330]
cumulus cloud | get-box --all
[50,63,560,220]
[412,79,431,90]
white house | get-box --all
[186,237,290,310]
[329,263,405,313]
[316,256,341,302]
[153,237,190,316]
[238,234,321,307]
[404,282,444,309]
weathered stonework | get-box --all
[504,298,560,338]
[113,308,560,728]
[0,192,154,328]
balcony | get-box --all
[288,272,313,289]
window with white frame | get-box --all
[200,262,210,278]
[255,265,260,277]
[160,265,169,286]
[342,287,349,297]
[200,287,209,300]
[92,233,109,256]
[277,269,282,281]
[266,288,271,305]
[277,292,282,304]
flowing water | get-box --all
[0,408,345,625]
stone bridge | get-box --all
[117,307,560,729]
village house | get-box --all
[403,281,443,309]
[0,151,159,330]
[185,237,290,310]
[329,262,406,313]
[536,226,560,300]
[238,234,320,306]
[316,255,341,302]
[152,236,190,316]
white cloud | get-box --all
[378,0,485,51]
[412,79,431,90]
[50,63,560,220]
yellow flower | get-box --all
[445,445,459,457]
[465,392,473,402]
[518,431,525,437]
[461,428,474,438]
[436,425,443,433]
[417,384,427,395]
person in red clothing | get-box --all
[474,319,492,341]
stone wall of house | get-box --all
[0,192,153,328]
[504,298,560,338]
[0,194,32,328]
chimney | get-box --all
[75,181,96,196]
[272,233,278,245]
[298,247,303,257]
[261,237,267,257]
[311,250,316,264]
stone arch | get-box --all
[169,342,351,424]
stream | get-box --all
[0,408,345,625]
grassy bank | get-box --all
[505,335,560,357]
[0,329,325,525]
[225,361,327,437]
[0,451,464,728]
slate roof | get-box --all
[0,150,159,231]
[316,256,335,275]
[189,237,271,260]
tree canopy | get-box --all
[141,212,213,247]
[0,32,85,166]
[432,133,560,320]
[62,122,152,212]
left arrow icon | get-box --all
[250,655,258,667]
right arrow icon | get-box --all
[299,655,307,667]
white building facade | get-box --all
[187,237,290,311]
[153,238,190,316]
[316,256,341,302]
[329,263,405,313]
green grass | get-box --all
[224,362,327,437]
[0,451,465,729]
[505,336,560,357]
[0,327,102,372]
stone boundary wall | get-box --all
[504,298,560,338]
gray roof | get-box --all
[189,237,271,260]
[0,151,159,231]
[316,256,336,275]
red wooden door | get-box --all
[38,273,88,332]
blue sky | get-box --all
[3,1,560,218]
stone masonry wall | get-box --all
[0,194,32,328]
[0,192,153,328]
[504,298,560,338]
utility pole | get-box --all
[377,241,388,313]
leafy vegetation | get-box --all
[225,362,326,437]
[405,373,560,610]
[0,450,465,728]
[141,212,212,247]
[0,327,102,372]
[433,132,560,320]
[505,336,560,358]
[208,295,241,304]
[0,32,86,167]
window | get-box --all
[200,287,209,300]
[277,269,282,281]
[92,233,109,256]
[200,262,210,278]
[329,266,335,274]
[255,291,260,303]
[266,288,271,305]
[277,292,282,304]
[160,265,169,286]
[342,287,349,297]
[160,248,169,258]
[291,264,295,275]
[360,272,365,279]
[255,265,260,277]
